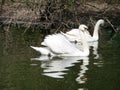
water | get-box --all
[0,27,120,90]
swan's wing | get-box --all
[61,29,81,41]
[60,31,66,36]
[44,34,80,54]
[41,41,47,46]
[30,46,54,55]
[66,29,80,36]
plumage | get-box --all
[60,29,81,42]
[61,19,105,42]
[31,29,89,56]
[61,24,88,42]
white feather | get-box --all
[31,30,89,56]
[30,46,54,55]
[43,34,80,54]
[61,19,105,42]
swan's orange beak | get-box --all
[85,29,90,35]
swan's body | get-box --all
[31,29,89,56]
[61,19,104,42]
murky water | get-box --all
[0,27,120,90]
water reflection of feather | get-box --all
[91,41,99,59]
[90,41,104,67]
[31,56,89,79]
[76,57,89,84]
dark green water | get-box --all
[0,27,120,90]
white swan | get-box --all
[61,19,105,42]
[41,24,88,46]
[31,29,89,56]
[60,24,88,42]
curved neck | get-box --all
[79,30,89,56]
[92,21,102,41]
[93,19,104,40]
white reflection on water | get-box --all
[91,41,99,59]
[75,41,104,67]
[30,41,100,79]
[76,57,89,84]
[31,56,89,79]
[91,41,104,67]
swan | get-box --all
[41,24,88,46]
[30,29,89,56]
[61,19,105,42]
[60,24,89,42]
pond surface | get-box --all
[0,27,120,90]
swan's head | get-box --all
[78,24,88,31]
[97,19,105,26]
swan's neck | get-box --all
[79,31,89,56]
[93,21,102,41]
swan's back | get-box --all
[61,29,81,41]
[44,34,80,54]
[66,29,80,36]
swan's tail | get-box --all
[30,46,54,56]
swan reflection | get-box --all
[76,57,89,84]
[31,56,89,79]
[90,41,99,59]
[90,41,104,67]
